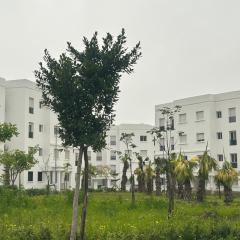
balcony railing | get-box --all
[230,139,237,146]
[231,162,238,168]
[229,116,236,123]
[110,141,116,145]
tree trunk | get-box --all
[177,181,184,199]
[79,147,89,240]
[155,170,161,196]
[167,170,174,218]
[224,186,232,203]
[129,160,135,205]
[184,179,192,201]
[121,162,128,191]
[3,165,10,186]
[70,147,83,240]
[137,174,145,192]
[196,177,205,202]
[146,178,153,195]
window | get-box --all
[64,173,70,182]
[170,137,174,150]
[217,132,222,139]
[196,133,205,142]
[218,154,223,161]
[28,122,34,138]
[38,172,43,181]
[229,131,237,145]
[110,136,116,145]
[110,150,116,160]
[87,151,91,161]
[54,125,59,135]
[229,108,236,123]
[216,111,222,119]
[179,113,187,123]
[39,101,43,109]
[140,135,147,142]
[75,153,79,166]
[179,134,187,144]
[110,165,116,174]
[140,150,147,158]
[159,118,165,130]
[65,149,70,160]
[196,111,204,121]
[54,149,59,161]
[39,147,43,156]
[28,171,33,182]
[184,155,188,160]
[231,153,238,168]
[29,97,34,114]
[160,138,165,151]
[96,152,102,161]
[39,124,44,132]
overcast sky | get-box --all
[1,0,240,125]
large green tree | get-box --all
[0,148,37,186]
[35,29,141,240]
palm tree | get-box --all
[145,161,155,195]
[134,153,148,192]
[215,161,238,203]
[196,145,218,202]
[120,153,129,191]
[174,153,198,201]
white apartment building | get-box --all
[0,78,155,190]
[155,91,240,191]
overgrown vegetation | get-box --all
[1,189,240,240]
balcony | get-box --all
[231,162,238,168]
[230,139,237,146]
[28,132,33,138]
[229,116,236,123]
[110,141,116,146]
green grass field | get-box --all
[1,188,240,239]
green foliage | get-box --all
[1,190,240,239]
[0,148,38,186]
[0,123,18,143]
[35,29,141,151]
[215,161,238,188]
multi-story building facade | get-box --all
[0,78,155,190]
[155,91,240,191]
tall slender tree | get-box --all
[148,105,181,217]
[120,132,137,205]
[35,29,141,240]
[120,153,129,191]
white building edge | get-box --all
[155,91,240,191]
[1,77,240,191]
[0,78,156,190]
